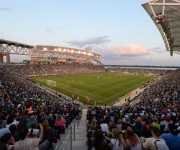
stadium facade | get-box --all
[0,39,102,64]
[31,45,102,64]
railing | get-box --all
[54,114,81,150]
[33,83,83,106]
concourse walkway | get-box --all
[113,87,145,106]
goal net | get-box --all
[46,80,56,87]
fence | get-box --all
[54,114,81,150]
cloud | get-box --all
[66,35,110,48]
[0,6,11,11]
[150,47,166,54]
[45,28,56,34]
[59,26,63,30]
[44,26,64,34]
[103,45,150,57]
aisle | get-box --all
[70,108,87,150]
[58,108,87,150]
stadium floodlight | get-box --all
[63,49,66,52]
[71,50,74,53]
[58,48,62,51]
[78,51,80,53]
[156,14,166,24]
[54,48,57,51]
[43,47,47,51]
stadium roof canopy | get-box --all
[142,0,180,56]
[0,39,33,48]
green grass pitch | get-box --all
[31,72,155,105]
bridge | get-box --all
[0,39,33,63]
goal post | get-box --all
[46,80,56,88]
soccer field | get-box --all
[31,72,155,105]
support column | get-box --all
[6,53,10,63]
[0,55,3,63]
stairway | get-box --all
[69,108,87,150]
[56,108,88,150]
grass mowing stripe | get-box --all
[54,83,104,100]
[53,79,103,99]
[31,72,155,105]
[99,78,146,102]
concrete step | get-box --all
[56,108,88,150]
[65,141,87,150]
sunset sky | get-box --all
[0,0,179,66]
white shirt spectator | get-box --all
[14,138,40,150]
[111,139,124,150]
[6,120,19,129]
[28,128,40,138]
[100,123,109,133]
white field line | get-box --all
[47,75,151,103]
[98,81,144,102]
[55,82,104,100]
[60,75,133,95]
[57,79,144,103]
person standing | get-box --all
[160,123,180,150]
[141,126,169,150]
[106,128,124,150]
[14,123,49,150]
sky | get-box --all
[0,0,179,66]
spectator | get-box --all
[106,128,124,150]
[0,120,10,138]
[9,124,20,142]
[55,115,66,128]
[47,114,55,128]
[116,119,122,132]
[28,122,39,138]
[124,126,142,150]
[6,114,19,129]
[93,129,111,150]
[100,119,109,133]
[55,115,66,134]
[160,123,180,150]
[16,114,28,133]
[42,120,53,148]
[89,118,97,131]
[14,123,49,150]
[0,132,15,150]
[0,142,8,150]
[26,115,37,129]
[141,126,168,150]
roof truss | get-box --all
[143,0,180,56]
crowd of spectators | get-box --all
[0,63,179,150]
[2,63,105,77]
[107,67,166,76]
[87,70,180,150]
[0,64,83,150]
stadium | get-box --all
[0,0,180,150]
